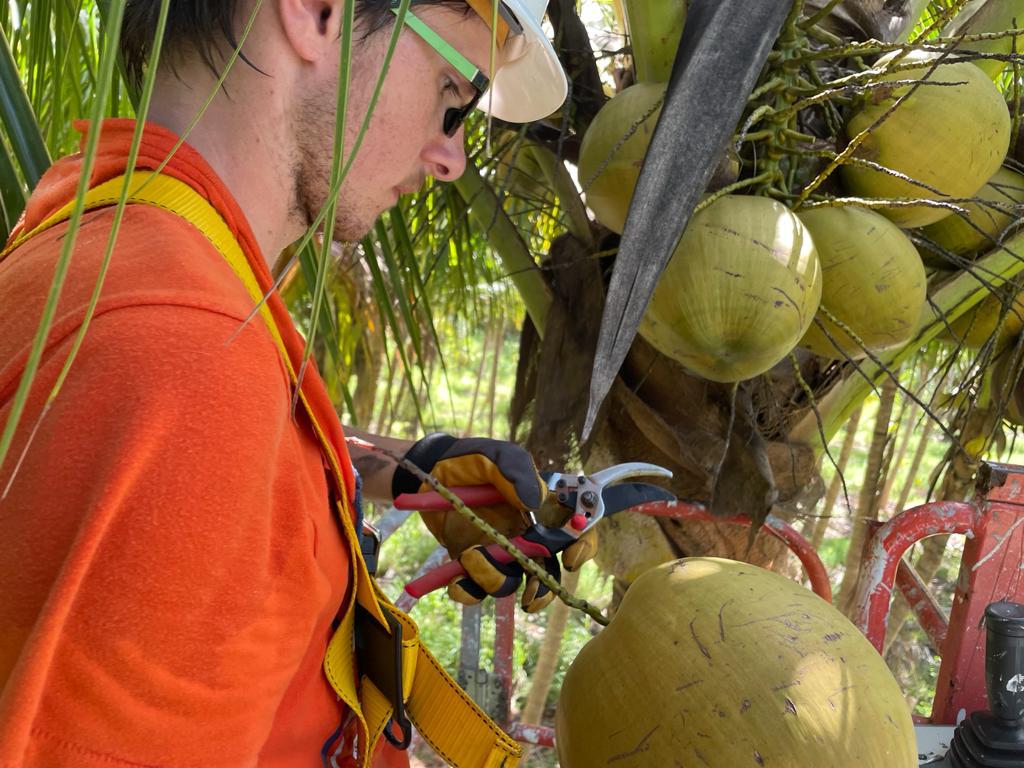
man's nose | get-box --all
[423,129,468,181]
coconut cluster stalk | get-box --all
[620,0,686,83]
[944,0,1024,80]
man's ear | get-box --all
[278,0,344,63]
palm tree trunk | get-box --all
[836,377,898,616]
[893,417,935,514]
[877,402,916,515]
[519,569,581,727]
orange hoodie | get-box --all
[0,120,404,767]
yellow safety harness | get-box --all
[0,171,522,768]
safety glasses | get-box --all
[389,6,492,137]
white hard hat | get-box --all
[483,0,568,123]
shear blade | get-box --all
[600,483,676,517]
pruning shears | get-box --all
[396,462,675,598]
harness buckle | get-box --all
[360,522,382,576]
[355,605,412,750]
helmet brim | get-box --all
[480,0,568,123]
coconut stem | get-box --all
[797,0,845,31]
[792,49,957,207]
[1012,36,1022,156]
[794,26,1023,62]
[694,172,774,214]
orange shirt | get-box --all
[0,120,397,767]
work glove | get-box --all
[392,433,597,612]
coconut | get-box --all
[839,50,1010,228]
[938,289,1024,351]
[799,206,925,359]
[556,557,918,768]
[638,195,821,382]
[922,166,1024,256]
[494,141,550,201]
[577,82,665,233]
[992,352,1024,426]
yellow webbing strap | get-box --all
[3,172,522,768]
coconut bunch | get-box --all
[578,0,1024,385]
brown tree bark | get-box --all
[519,569,581,727]
[836,377,898,616]
[893,417,935,515]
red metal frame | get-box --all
[849,462,1024,724]
[631,500,833,602]
[893,557,948,652]
[850,501,975,651]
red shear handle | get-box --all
[404,537,553,598]
[393,485,506,510]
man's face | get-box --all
[291,5,495,242]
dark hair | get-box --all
[120,0,474,90]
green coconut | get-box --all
[840,51,1010,228]
[556,558,918,768]
[992,352,1024,426]
[638,195,821,382]
[799,206,925,359]
[938,289,1024,351]
[577,82,665,233]
[922,166,1024,256]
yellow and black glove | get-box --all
[392,433,597,612]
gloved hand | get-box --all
[452,528,598,612]
[392,433,597,611]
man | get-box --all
[0,1,591,765]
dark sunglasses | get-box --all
[390,7,492,137]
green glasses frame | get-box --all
[389,6,491,136]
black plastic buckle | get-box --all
[355,605,412,750]
[360,522,382,576]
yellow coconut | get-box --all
[638,195,821,382]
[939,289,1024,350]
[556,557,917,767]
[840,51,1010,228]
[577,82,665,233]
[494,141,550,201]
[799,206,925,359]
[992,352,1024,426]
[922,166,1024,256]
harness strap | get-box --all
[2,171,522,768]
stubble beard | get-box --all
[291,90,369,244]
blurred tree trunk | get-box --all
[836,377,898,616]
[805,405,862,548]
[893,417,935,515]
[519,569,580,728]
[878,401,916,514]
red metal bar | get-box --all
[894,558,948,652]
[849,501,976,652]
[631,500,833,602]
[931,463,1024,724]
[507,722,556,748]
